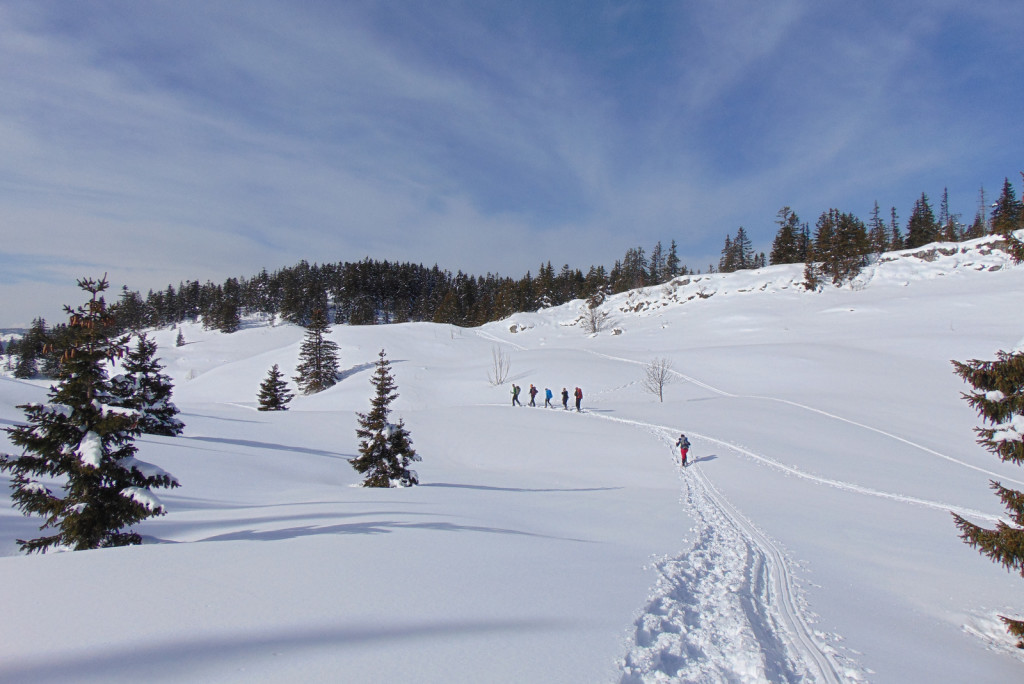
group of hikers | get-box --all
[508,384,692,468]
[511,383,583,412]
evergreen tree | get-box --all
[990,178,1022,237]
[718,235,735,273]
[665,240,681,280]
[867,201,890,255]
[938,187,960,241]
[990,177,1024,261]
[905,192,939,248]
[830,210,869,284]
[649,241,665,284]
[13,319,48,379]
[889,206,905,250]
[111,286,151,333]
[0,276,179,553]
[39,323,70,378]
[802,240,822,291]
[294,308,340,394]
[257,364,294,411]
[812,208,837,273]
[350,349,420,488]
[109,333,184,436]
[951,344,1024,646]
[733,227,754,269]
[720,228,755,272]
[175,329,185,347]
[811,209,868,285]
[13,343,38,379]
[770,207,803,265]
[966,186,988,240]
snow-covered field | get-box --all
[2,237,1024,683]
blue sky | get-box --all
[2,0,1022,326]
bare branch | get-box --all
[642,357,674,402]
[487,346,512,386]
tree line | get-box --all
[730,176,1024,286]
[5,176,1023,363]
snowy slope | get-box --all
[2,235,1024,683]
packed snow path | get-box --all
[587,414,858,683]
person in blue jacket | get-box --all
[544,387,554,408]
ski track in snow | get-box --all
[585,349,1024,493]
[586,412,861,684]
[476,340,1008,681]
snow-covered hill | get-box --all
[2,235,1024,683]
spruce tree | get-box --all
[990,177,1024,261]
[905,192,939,248]
[13,344,38,379]
[665,240,681,280]
[770,207,802,265]
[350,349,420,488]
[649,241,665,284]
[257,364,294,411]
[718,235,735,273]
[175,329,185,347]
[990,178,1022,237]
[0,276,179,553]
[889,206,905,250]
[802,241,822,291]
[951,343,1024,646]
[734,227,754,270]
[294,308,340,394]
[12,319,48,379]
[110,333,184,436]
[867,201,890,255]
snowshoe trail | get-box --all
[587,414,862,683]
[584,349,1024,486]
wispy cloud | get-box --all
[1,1,1021,325]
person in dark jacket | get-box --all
[561,387,569,410]
[529,384,538,407]
[676,434,691,467]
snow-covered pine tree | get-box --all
[110,333,184,436]
[257,364,294,411]
[0,276,179,553]
[951,342,1024,646]
[175,329,185,347]
[293,308,339,394]
[350,349,420,488]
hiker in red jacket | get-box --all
[573,386,583,412]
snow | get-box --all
[74,431,103,469]
[121,487,165,512]
[2,236,1024,682]
[119,457,179,484]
